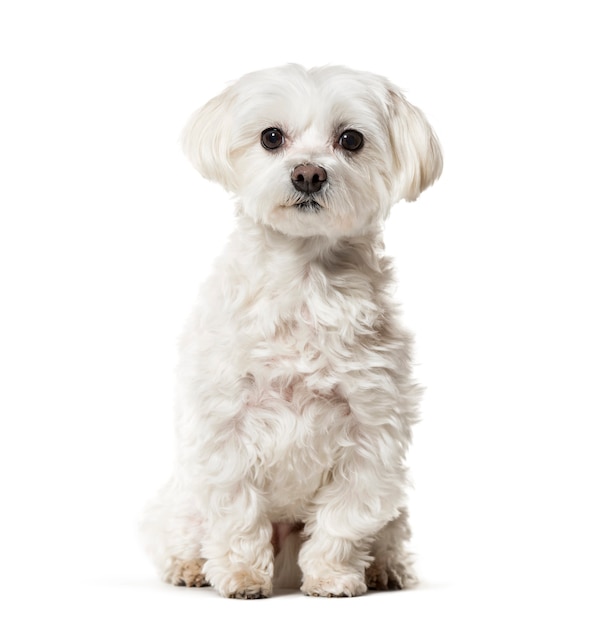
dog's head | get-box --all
[183,65,442,239]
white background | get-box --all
[1,1,610,624]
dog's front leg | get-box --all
[200,484,274,599]
[299,528,371,597]
[298,443,404,597]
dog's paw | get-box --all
[365,559,417,591]
[301,573,367,598]
[168,558,209,587]
[216,569,273,599]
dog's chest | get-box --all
[244,264,371,398]
[244,326,350,514]
[237,270,378,509]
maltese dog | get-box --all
[141,64,442,599]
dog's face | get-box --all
[184,65,442,239]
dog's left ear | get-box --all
[386,89,443,202]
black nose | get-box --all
[291,164,327,194]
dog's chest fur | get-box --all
[177,219,406,520]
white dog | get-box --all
[141,64,442,599]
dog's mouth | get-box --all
[294,199,323,213]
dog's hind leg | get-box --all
[140,479,209,587]
[167,557,208,587]
[365,509,417,590]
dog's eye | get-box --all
[261,128,285,150]
[338,130,364,152]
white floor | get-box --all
[12,569,606,626]
[7,517,608,626]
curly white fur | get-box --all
[141,64,442,599]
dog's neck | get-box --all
[232,215,387,270]
[211,215,395,326]
[202,215,398,342]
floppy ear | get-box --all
[182,85,239,192]
[387,89,443,202]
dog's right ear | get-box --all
[182,86,238,192]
